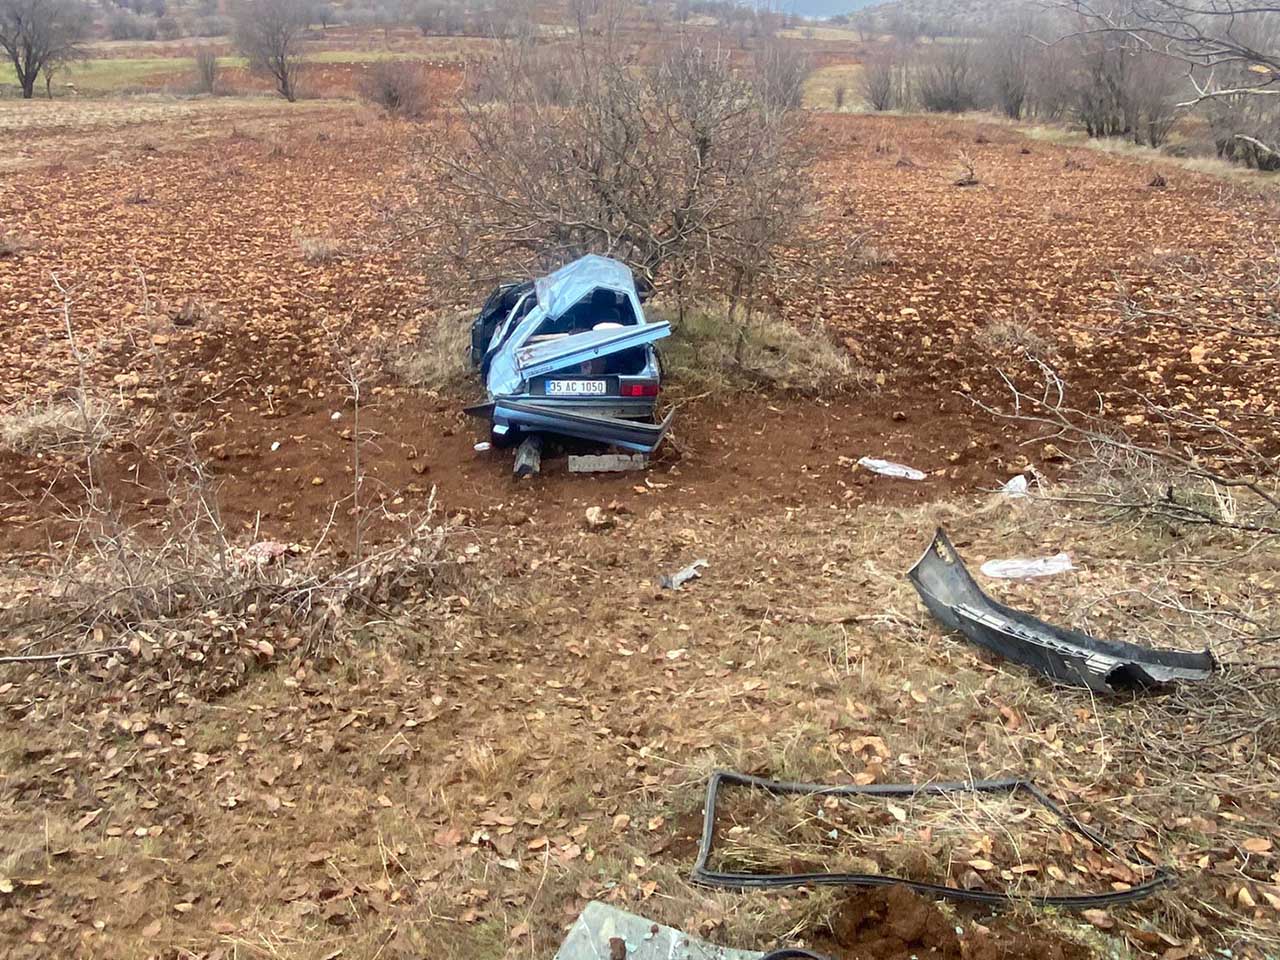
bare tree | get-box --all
[886,10,920,45]
[1126,49,1181,145]
[859,43,910,111]
[918,41,985,113]
[1061,0,1280,159]
[232,0,310,102]
[1064,0,1278,105]
[983,18,1039,119]
[849,10,872,42]
[194,45,218,94]
[423,33,811,314]
[751,37,812,115]
[0,0,89,99]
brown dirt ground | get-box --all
[815,885,1092,960]
[1,72,1278,960]
[3,103,1276,550]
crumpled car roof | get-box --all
[534,254,638,320]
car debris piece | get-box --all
[999,474,1029,498]
[465,255,671,454]
[514,434,542,479]
[659,558,708,590]
[568,453,648,473]
[690,770,1174,907]
[857,457,926,480]
[979,553,1074,579]
[908,528,1214,692]
[555,901,762,960]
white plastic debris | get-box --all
[330,411,342,421]
[857,456,927,481]
[999,474,1029,498]
[270,440,281,452]
[659,559,708,590]
[980,553,1074,579]
[473,441,492,452]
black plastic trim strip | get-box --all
[690,770,1175,909]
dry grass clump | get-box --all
[0,229,37,258]
[708,784,1157,901]
[852,239,900,269]
[296,234,346,263]
[0,393,120,455]
[972,314,1056,359]
[382,309,472,391]
[5,485,450,665]
[653,302,864,395]
[359,60,430,119]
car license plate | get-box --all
[546,379,607,396]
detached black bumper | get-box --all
[908,528,1215,693]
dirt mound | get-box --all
[825,885,962,959]
[821,885,1091,960]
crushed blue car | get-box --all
[465,255,673,455]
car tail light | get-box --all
[621,383,659,398]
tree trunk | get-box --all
[21,75,36,99]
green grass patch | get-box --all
[59,51,435,95]
[64,57,198,92]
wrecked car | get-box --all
[465,255,673,454]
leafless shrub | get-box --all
[194,46,218,94]
[859,44,910,111]
[952,150,979,186]
[833,83,846,110]
[296,234,344,262]
[918,41,985,113]
[751,38,811,115]
[6,478,449,663]
[885,10,920,45]
[2,276,452,666]
[970,353,1279,536]
[1207,93,1280,170]
[1127,51,1181,147]
[359,60,429,118]
[424,32,812,316]
[982,19,1036,120]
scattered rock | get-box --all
[584,506,613,530]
